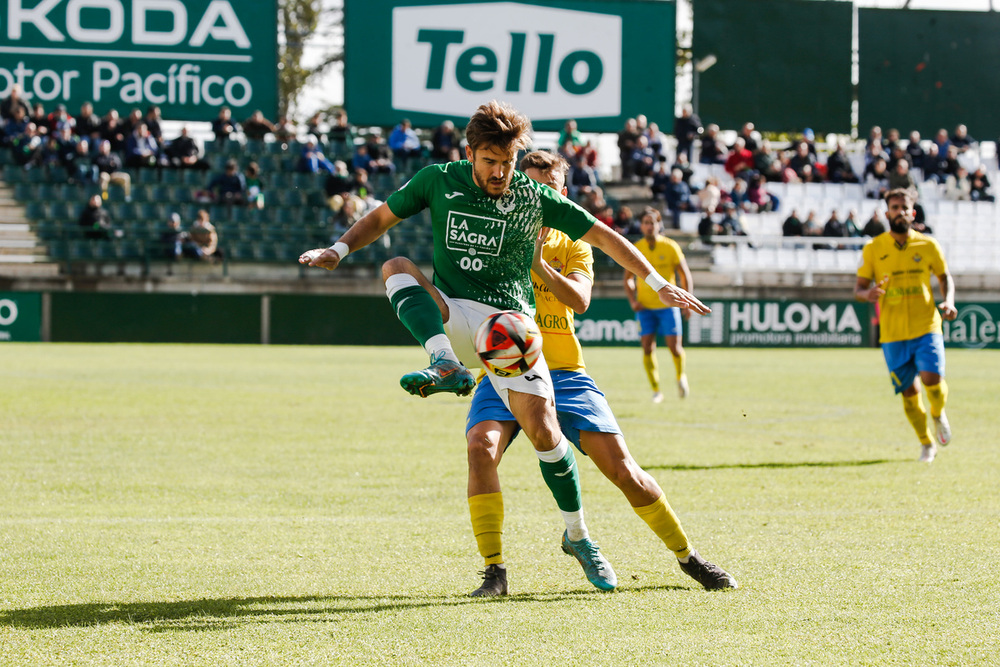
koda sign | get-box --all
[345,0,674,131]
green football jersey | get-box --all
[386,161,597,314]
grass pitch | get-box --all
[0,344,997,666]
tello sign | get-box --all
[392,2,621,120]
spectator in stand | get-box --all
[970,165,995,202]
[697,176,722,215]
[71,138,93,182]
[431,120,460,162]
[864,156,890,200]
[595,204,615,228]
[273,116,296,143]
[866,125,884,152]
[161,212,191,260]
[305,111,324,140]
[736,122,759,152]
[30,103,48,135]
[143,105,163,144]
[78,193,115,239]
[729,177,750,212]
[905,131,925,169]
[124,123,160,168]
[9,122,42,168]
[614,205,638,237]
[662,168,696,229]
[165,126,210,170]
[950,124,975,154]
[93,140,131,200]
[632,134,657,179]
[719,202,746,236]
[782,209,804,237]
[350,167,374,203]
[845,210,862,237]
[747,174,779,212]
[617,117,641,180]
[823,210,849,239]
[863,210,886,237]
[911,203,933,235]
[753,139,783,182]
[388,118,423,164]
[74,102,102,140]
[803,210,823,236]
[53,125,82,176]
[887,144,911,173]
[212,106,237,146]
[100,109,127,152]
[883,128,902,156]
[324,160,353,210]
[650,157,671,201]
[826,140,859,183]
[242,110,277,141]
[364,133,396,174]
[673,104,702,163]
[932,128,951,159]
[326,110,354,154]
[942,144,962,180]
[788,141,818,182]
[568,153,598,201]
[558,119,583,153]
[189,209,221,261]
[944,166,972,201]
[921,143,947,184]
[724,137,755,182]
[888,158,918,195]
[208,159,247,204]
[697,214,723,244]
[0,85,31,120]
[245,161,265,209]
[299,138,336,174]
[47,104,74,134]
[120,108,143,137]
[646,122,669,159]
[2,106,28,144]
[578,186,606,217]
[699,123,727,165]
[671,152,695,186]
[863,138,889,169]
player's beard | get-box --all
[888,214,911,234]
[472,167,510,199]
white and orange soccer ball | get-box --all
[474,310,543,377]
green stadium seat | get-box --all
[158,169,179,184]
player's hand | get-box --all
[866,275,889,302]
[532,227,551,273]
[938,301,958,321]
[657,283,711,315]
[299,247,341,271]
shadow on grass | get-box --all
[644,458,902,472]
[0,585,685,631]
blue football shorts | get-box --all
[637,307,682,338]
[465,369,622,454]
[881,332,946,394]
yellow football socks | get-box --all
[926,379,949,419]
[643,353,660,392]
[671,349,686,381]
[468,492,504,565]
[902,393,932,445]
[633,494,691,559]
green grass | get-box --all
[1,344,998,666]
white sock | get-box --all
[535,437,570,463]
[561,510,589,542]
[423,333,459,363]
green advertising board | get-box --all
[0,292,41,342]
[942,303,1000,350]
[576,298,871,348]
[344,0,675,132]
[0,0,278,120]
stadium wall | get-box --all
[3,292,998,350]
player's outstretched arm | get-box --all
[532,227,591,314]
[299,203,402,270]
[582,222,710,315]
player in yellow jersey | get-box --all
[464,151,736,596]
[623,209,694,402]
[855,188,957,463]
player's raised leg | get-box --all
[580,431,736,590]
[382,257,475,397]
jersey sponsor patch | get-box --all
[446,211,506,257]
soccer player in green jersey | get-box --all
[855,188,957,463]
[300,101,710,590]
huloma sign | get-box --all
[346,0,675,131]
[0,0,277,120]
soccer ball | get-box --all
[474,310,543,377]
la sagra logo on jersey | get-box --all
[446,212,505,256]
[392,2,621,121]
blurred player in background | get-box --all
[463,151,737,596]
[300,100,711,593]
[855,188,957,463]
[624,208,694,402]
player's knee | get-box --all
[381,256,416,281]
[466,430,499,467]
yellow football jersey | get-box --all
[857,230,948,344]
[531,229,594,372]
[633,235,684,310]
